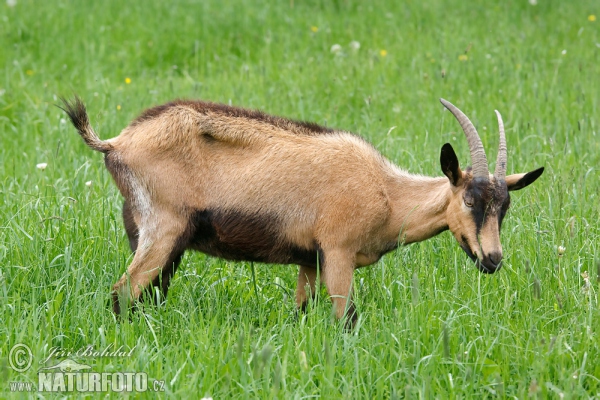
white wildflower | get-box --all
[36,163,48,170]
[581,271,590,293]
[330,44,342,54]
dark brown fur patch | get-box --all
[183,209,321,267]
[131,100,335,136]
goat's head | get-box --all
[439,99,543,273]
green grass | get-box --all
[1,0,599,397]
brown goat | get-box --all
[60,97,543,328]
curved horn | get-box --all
[494,110,507,180]
[440,98,489,178]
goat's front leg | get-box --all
[112,220,185,315]
[321,249,357,330]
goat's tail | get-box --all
[58,96,112,153]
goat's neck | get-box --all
[386,173,451,245]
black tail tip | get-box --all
[56,95,89,132]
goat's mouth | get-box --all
[459,242,500,274]
[476,259,499,274]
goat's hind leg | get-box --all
[122,199,139,252]
[121,200,182,305]
[112,214,187,315]
[148,251,184,303]
[296,265,318,313]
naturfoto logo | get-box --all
[8,343,165,393]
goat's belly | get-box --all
[187,209,320,267]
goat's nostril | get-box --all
[489,252,502,266]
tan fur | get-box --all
[296,265,317,307]
[62,98,543,328]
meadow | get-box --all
[1,0,599,397]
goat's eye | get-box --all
[464,199,473,208]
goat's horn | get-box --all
[494,110,507,180]
[440,99,489,178]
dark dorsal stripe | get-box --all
[131,100,335,136]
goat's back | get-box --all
[105,101,394,252]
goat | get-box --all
[60,96,543,328]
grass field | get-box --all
[1,0,599,397]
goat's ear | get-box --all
[506,167,544,191]
[440,143,462,186]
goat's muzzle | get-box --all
[460,243,503,273]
